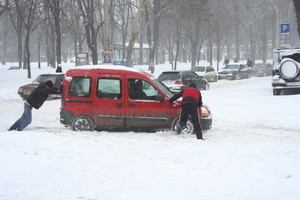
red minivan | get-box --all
[60,65,212,133]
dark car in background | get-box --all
[250,63,272,77]
[18,74,64,100]
[218,63,251,80]
[157,71,209,93]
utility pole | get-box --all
[102,0,112,63]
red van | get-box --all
[60,65,212,133]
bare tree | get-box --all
[114,0,132,59]
[182,0,209,68]
[15,0,42,78]
[125,0,180,67]
[145,0,161,73]
[45,0,62,72]
[293,0,300,39]
[0,0,8,16]
[77,0,103,65]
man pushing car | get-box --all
[169,83,203,140]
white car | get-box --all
[192,66,218,82]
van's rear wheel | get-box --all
[71,115,94,131]
[172,118,195,134]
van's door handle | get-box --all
[116,102,122,108]
[128,102,136,107]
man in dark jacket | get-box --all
[9,80,60,131]
[169,83,203,140]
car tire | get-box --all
[172,118,194,135]
[273,89,281,96]
[204,83,209,90]
[232,73,237,80]
[71,115,95,131]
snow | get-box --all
[1,62,300,200]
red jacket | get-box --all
[169,87,202,107]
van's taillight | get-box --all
[175,81,185,85]
[200,106,210,117]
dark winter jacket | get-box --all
[169,87,202,107]
[26,83,60,109]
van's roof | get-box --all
[66,65,154,78]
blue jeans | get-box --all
[9,103,33,131]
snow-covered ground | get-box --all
[0,62,300,200]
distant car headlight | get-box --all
[279,58,299,80]
[18,88,23,92]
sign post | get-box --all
[101,50,113,63]
[280,19,290,35]
[280,19,291,48]
[75,52,89,66]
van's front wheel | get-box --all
[172,118,195,134]
[71,115,95,131]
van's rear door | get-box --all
[93,74,126,127]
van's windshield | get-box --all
[152,79,174,97]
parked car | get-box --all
[157,71,209,93]
[60,65,212,133]
[18,73,64,100]
[250,63,272,77]
[218,63,251,80]
[191,66,218,82]
[272,48,300,95]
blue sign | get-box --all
[280,23,290,34]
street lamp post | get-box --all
[38,37,41,69]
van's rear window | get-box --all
[69,77,91,97]
[97,78,121,99]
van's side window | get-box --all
[128,79,159,100]
[70,77,91,97]
[97,78,121,99]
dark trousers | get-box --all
[9,103,32,131]
[179,103,203,139]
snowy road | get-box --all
[1,74,300,200]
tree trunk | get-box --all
[126,0,147,67]
[293,0,300,39]
[54,0,62,72]
[233,0,240,62]
[51,23,56,68]
[191,43,197,68]
[174,34,180,71]
[24,32,31,78]
[77,0,99,65]
[139,36,144,64]
[1,29,7,65]
[17,8,23,68]
[147,0,161,72]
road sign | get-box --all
[280,19,290,35]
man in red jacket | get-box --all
[169,83,203,140]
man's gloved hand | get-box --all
[172,101,180,106]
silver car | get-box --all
[192,66,218,82]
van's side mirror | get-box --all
[155,94,165,102]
